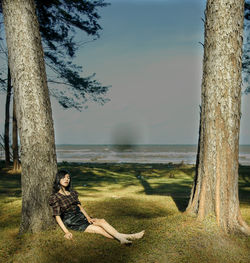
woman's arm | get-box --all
[77,204,93,223]
[55,215,73,240]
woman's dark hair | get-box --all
[53,169,72,193]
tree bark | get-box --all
[186,0,250,234]
[4,66,11,166]
[12,93,20,171]
[2,0,57,233]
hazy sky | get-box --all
[0,0,250,144]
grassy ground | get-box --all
[0,161,249,263]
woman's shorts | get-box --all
[61,206,90,231]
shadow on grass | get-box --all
[239,165,250,180]
[1,163,250,263]
[0,207,21,228]
[0,169,21,198]
[64,163,194,212]
[90,197,172,220]
[134,170,191,212]
[35,196,174,263]
[2,196,172,263]
[59,164,192,212]
[1,162,249,215]
[132,164,250,212]
[0,163,199,213]
[40,233,145,263]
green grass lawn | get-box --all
[0,161,249,263]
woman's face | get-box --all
[60,174,70,188]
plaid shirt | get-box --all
[49,190,81,216]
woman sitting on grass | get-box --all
[49,170,145,245]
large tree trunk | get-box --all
[2,0,57,233]
[4,66,11,166]
[186,0,250,234]
[12,94,20,172]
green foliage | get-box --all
[0,0,110,110]
[36,0,111,110]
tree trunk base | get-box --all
[237,212,250,235]
[185,209,250,236]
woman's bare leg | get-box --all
[120,230,145,240]
[91,219,144,244]
[84,225,114,239]
[85,223,131,245]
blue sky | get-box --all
[0,0,250,144]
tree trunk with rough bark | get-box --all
[186,0,249,234]
[2,0,57,233]
[12,94,20,171]
[4,66,11,166]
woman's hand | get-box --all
[87,216,99,224]
[89,218,98,224]
[64,231,73,240]
[87,216,94,224]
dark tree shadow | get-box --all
[2,162,249,215]
[59,162,194,212]
[0,169,21,198]
[134,169,191,212]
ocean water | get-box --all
[55,144,250,165]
